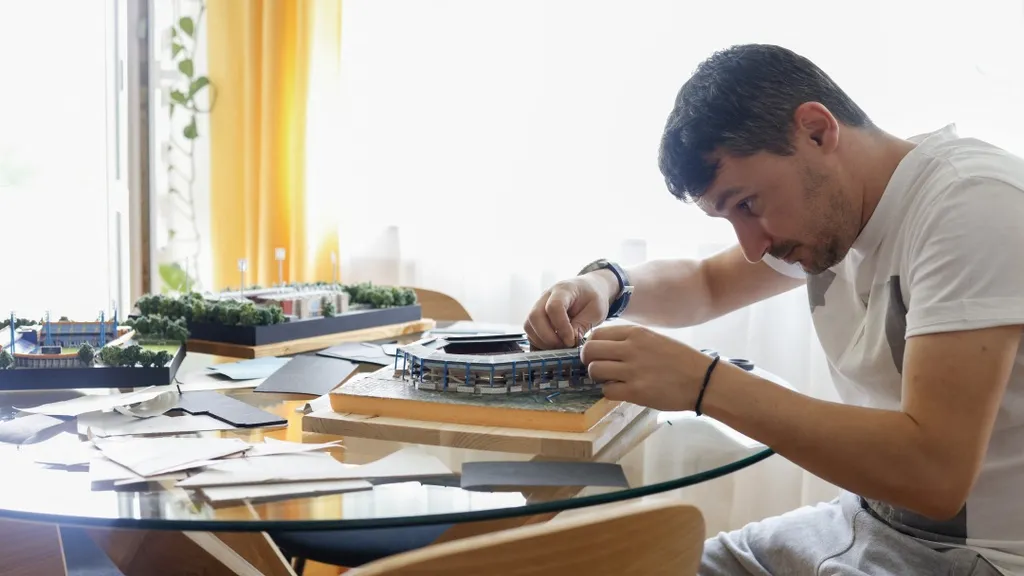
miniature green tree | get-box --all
[137,349,156,368]
[119,344,143,367]
[321,297,336,317]
[153,350,173,368]
[77,343,95,366]
[0,350,13,369]
[97,346,122,367]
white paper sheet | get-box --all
[199,479,373,503]
[177,447,452,488]
[88,456,190,487]
[93,436,251,477]
[244,437,342,457]
[77,412,235,437]
[15,387,175,417]
[174,369,268,392]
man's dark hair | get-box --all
[658,44,875,202]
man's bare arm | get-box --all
[701,324,1020,519]
[592,245,804,328]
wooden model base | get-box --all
[186,318,436,358]
[304,401,649,459]
[330,367,618,433]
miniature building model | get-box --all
[394,333,596,394]
[250,289,350,319]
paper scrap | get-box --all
[77,412,235,438]
[254,354,357,396]
[113,389,181,418]
[93,436,251,477]
[0,413,70,445]
[244,437,342,457]
[199,479,373,503]
[297,394,332,414]
[16,387,174,418]
[206,357,291,381]
[177,447,451,488]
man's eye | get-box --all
[737,199,753,214]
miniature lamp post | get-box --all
[275,248,286,286]
[238,258,248,296]
[331,252,338,285]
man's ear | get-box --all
[793,102,839,154]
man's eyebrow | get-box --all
[714,187,743,212]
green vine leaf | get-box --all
[183,118,198,140]
[179,17,195,37]
[178,59,194,78]
[170,90,187,105]
[189,77,209,97]
[172,42,184,58]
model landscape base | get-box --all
[328,367,620,433]
[305,397,650,459]
[0,344,185,391]
[187,318,437,359]
[186,305,424,347]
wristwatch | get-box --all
[577,259,633,319]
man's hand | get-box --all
[581,324,715,411]
[524,271,618,350]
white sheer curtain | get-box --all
[307,0,1024,532]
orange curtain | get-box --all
[206,0,341,290]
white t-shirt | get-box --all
[767,125,1024,573]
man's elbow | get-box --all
[913,470,973,521]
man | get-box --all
[525,44,1024,575]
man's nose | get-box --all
[732,221,771,264]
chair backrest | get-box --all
[349,499,704,576]
[410,288,473,322]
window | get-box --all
[0,0,127,321]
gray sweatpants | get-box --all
[700,491,1003,575]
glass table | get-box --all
[0,345,777,533]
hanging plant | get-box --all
[158,1,216,294]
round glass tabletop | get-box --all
[0,349,777,532]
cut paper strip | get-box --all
[244,437,342,458]
[16,387,174,418]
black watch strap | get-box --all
[577,259,633,319]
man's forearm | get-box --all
[588,247,803,328]
[701,362,966,520]
[613,258,713,328]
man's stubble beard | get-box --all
[801,167,857,275]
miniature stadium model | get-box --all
[329,333,624,434]
[0,310,185,390]
[393,334,597,393]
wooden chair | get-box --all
[347,499,705,576]
[408,288,472,322]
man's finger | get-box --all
[599,381,630,401]
[587,360,631,384]
[544,291,577,348]
[526,308,561,350]
[580,340,629,364]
